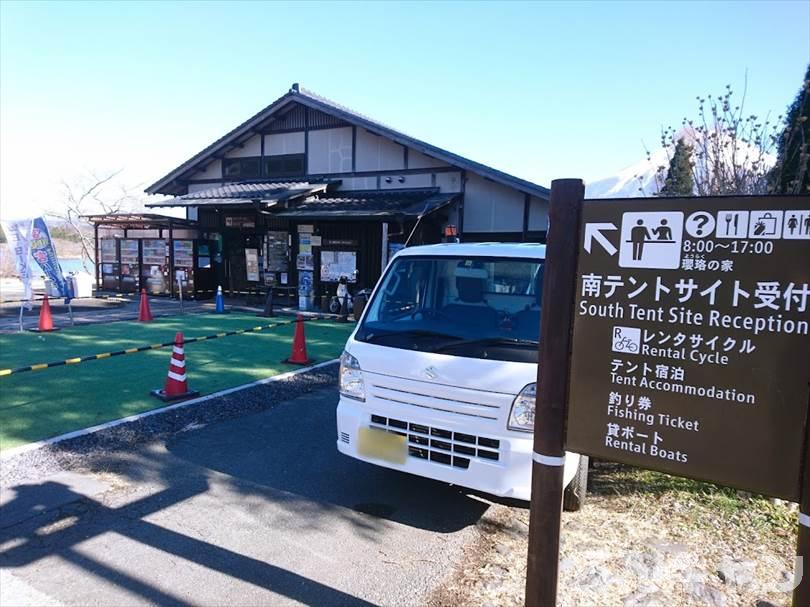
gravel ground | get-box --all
[430,461,797,607]
[0,363,338,487]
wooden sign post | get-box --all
[525,179,584,607]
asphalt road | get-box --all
[0,387,492,606]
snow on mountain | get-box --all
[585,130,776,199]
[585,147,670,199]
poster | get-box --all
[100,239,117,262]
[320,250,357,282]
[245,248,260,281]
[173,240,194,268]
[120,239,139,264]
[265,231,288,272]
[142,240,166,265]
[296,254,314,271]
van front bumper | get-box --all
[336,396,578,502]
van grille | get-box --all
[369,383,502,421]
[369,414,501,469]
[340,432,350,444]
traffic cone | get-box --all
[283,315,313,365]
[214,285,228,314]
[138,289,154,322]
[151,332,200,402]
[32,294,58,332]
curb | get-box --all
[0,359,339,461]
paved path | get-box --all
[0,388,490,606]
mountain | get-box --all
[585,130,776,199]
[586,147,670,199]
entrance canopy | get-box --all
[275,190,458,220]
[146,181,333,208]
[84,213,199,230]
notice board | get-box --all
[566,197,810,500]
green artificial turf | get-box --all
[0,313,354,450]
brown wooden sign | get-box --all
[566,196,810,501]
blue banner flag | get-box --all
[30,217,71,301]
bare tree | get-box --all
[47,170,147,270]
[643,77,782,196]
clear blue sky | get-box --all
[1,0,808,218]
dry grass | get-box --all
[431,462,797,607]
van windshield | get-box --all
[355,255,543,362]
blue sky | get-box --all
[1,0,808,218]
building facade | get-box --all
[145,84,549,305]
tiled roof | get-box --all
[145,84,549,200]
[275,190,458,219]
[146,181,331,207]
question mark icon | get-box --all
[686,211,715,238]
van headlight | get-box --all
[508,383,536,432]
[339,351,365,401]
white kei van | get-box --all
[336,243,587,506]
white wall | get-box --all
[408,150,448,169]
[355,128,405,171]
[463,173,525,233]
[308,127,353,174]
[338,176,377,190]
[224,134,262,158]
[435,172,462,193]
[265,131,305,156]
[528,196,549,231]
[192,159,222,180]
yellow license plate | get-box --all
[357,427,407,465]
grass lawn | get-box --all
[0,313,354,451]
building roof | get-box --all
[83,213,199,229]
[146,181,332,208]
[145,84,549,200]
[274,190,458,220]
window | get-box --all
[223,157,261,180]
[264,154,306,178]
[222,155,306,180]
[356,255,545,362]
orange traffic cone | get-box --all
[151,332,200,402]
[283,315,313,365]
[32,294,58,332]
[138,289,154,322]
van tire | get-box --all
[563,455,588,512]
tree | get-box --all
[770,64,809,194]
[646,76,782,196]
[658,138,694,196]
[47,169,146,271]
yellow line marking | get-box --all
[96,353,110,359]
[31,363,49,370]
[65,357,82,364]
[150,344,163,349]
[0,369,12,376]
[124,348,138,354]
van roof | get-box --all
[395,242,546,260]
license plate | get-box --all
[357,427,407,465]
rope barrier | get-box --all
[0,315,333,378]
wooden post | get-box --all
[525,179,584,607]
[794,398,810,606]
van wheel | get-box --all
[563,455,588,512]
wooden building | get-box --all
[145,84,550,306]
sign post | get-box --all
[525,179,584,607]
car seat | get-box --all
[440,261,498,327]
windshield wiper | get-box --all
[430,336,538,352]
[362,329,462,343]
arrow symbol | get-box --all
[584,222,618,256]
